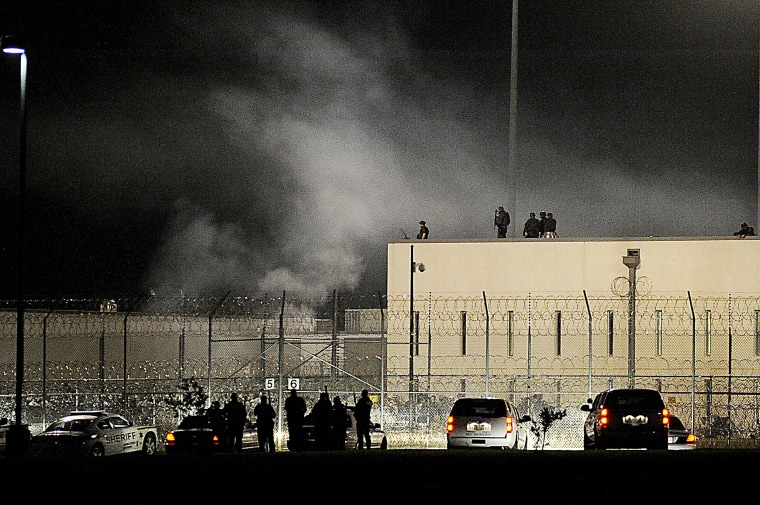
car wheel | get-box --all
[380,436,388,450]
[142,433,157,456]
[89,443,105,457]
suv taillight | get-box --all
[446,416,455,434]
[505,416,514,433]
[662,408,670,427]
[600,408,609,428]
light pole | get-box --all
[2,34,29,456]
[409,245,425,432]
[623,249,641,389]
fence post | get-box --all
[207,291,230,403]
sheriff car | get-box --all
[31,411,158,457]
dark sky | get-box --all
[0,1,758,300]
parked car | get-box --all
[581,389,670,450]
[446,397,532,450]
[164,415,259,454]
[289,405,388,451]
[31,411,158,457]
[668,415,697,450]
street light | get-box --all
[622,249,641,389]
[2,34,29,456]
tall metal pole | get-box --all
[507,0,518,236]
[583,290,592,399]
[3,36,29,455]
[278,291,285,448]
[409,244,415,393]
[627,265,637,388]
[623,251,641,388]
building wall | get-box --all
[386,237,760,388]
[388,236,760,297]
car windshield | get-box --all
[451,399,507,417]
[604,390,664,409]
[44,419,92,432]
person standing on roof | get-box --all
[523,213,540,238]
[417,221,429,239]
[544,212,557,238]
[495,207,510,238]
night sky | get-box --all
[0,1,758,300]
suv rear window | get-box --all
[604,390,664,409]
[450,399,507,417]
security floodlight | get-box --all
[1,35,25,54]
[623,249,640,269]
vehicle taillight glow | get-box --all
[505,416,514,433]
[662,408,670,426]
[165,432,176,445]
[212,434,220,446]
[686,433,696,443]
[600,408,609,427]
[446,416,455,434]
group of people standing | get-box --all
[211,392,278,453]
[523,211,557,238]
[285,388,374,451]
[417,208,557,240]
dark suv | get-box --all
[581,388,670,450]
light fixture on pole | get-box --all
[2,34,29,456]
[622,249,641,389]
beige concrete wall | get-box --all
[388,236,760,297]
[386,237,760,388]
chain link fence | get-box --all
[2,291,760,449]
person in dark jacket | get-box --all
[310,392,333,450]
[523,213,540,238]
[544,212,557,238]
[222,392,247,453]
[495,207,510,238]
[417,221,429,239]
[284,389,307,449]
[330,396,348,450]
[354,389,373,449]
[253,395,277,452]
[734,222,756,238]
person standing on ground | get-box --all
[354,389,373,449]
[523,213,540,238]
[544,212,557,238]
[330,396,348,450]
[417,221,429,239]
[222,392,247,453]
[495,207,510,238]
[253,395,277,452]
[311,392,333,450]
[284,388,307,449]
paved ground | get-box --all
[1,448,752,503]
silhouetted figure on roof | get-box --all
[734,222,755,238]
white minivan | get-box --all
[446,397,532,450]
